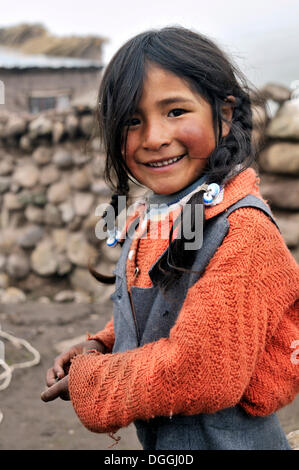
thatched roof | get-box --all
[0,23,107,61]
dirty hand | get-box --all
[41,375,70,402]
[41,339,105,402]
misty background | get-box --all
[1,0,298,89]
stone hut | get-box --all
[0,24,105,113]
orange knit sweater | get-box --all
[69,169,299,433]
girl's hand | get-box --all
[41,375,70,402]
[40,339,105,402]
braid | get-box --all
[206,91,253,186]
[88,180,130,285]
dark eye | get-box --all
[125,117,140,127]
[168,108,187,117]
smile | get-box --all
[145,154,186,167]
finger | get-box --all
[52,357,67,379]
[41,381,61,402]
[46,367,57,387]
[41,376,69,402]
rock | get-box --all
[31,239,58,276]
[37,296,51,303]
[100,241,122,264]
[91,154,106,177]
[52,120,65,144]
[56,253,72,276]
[19,134,33,152]
[251,105,268,129]
[67,215,82,231]
[73,152,92,166]
[66,232,97,268]
[291,246,299,265]
[65,114,79,138]
[13,164,39,188]
[266,99,299,140]
[90,179,112,196]
[260,174,299,210]
[73,192,94,217]
[0,176,11,193]
[18,225,44,249]
[0,229,19,255]
[52,228,68,253]
[44,203,63,226]
[58,200,75,223]
[32,146,52,166]
[54,290,76,303]
[1,287,26,303]
[259,142,299,175]
[70,266,110,298]
[287,430,299,450]
[79,115,94,136]
[3,192,24,210]
[90,137,103,152]
[39,164,60,186]
[73,290,92,303]
[47,181,71,204]
[0,156,14,176]
[28,115,52,138]
[260,83,291,103]
[24,205,44,223]
[0,254,6,271]
[0,272,9,289]
[5,115,27,137]
[7,251,30,279]
[70,168,91,190]
[273,212,299,248]
[82,214,100,245]
[53,149,73,169]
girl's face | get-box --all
[123,64,233,195]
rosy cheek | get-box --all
[177,123,215,158]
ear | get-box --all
[221,95,235,137]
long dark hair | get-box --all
[89,26,255,290]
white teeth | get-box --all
[147,155,184,167]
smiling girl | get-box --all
[41,26,299,450]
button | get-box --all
[128,249,134,260]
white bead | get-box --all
[207,183,220,197]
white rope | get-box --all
[0,323,41,423]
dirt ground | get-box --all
[0,300,298,450]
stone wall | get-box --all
[0,83,298,304]
[253,83,299,266]
[0,104,121,304]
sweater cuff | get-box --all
[86,319,115,353]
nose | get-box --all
[142,120,171,151]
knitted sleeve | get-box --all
[68,208,299,433]
[87,318,115,353]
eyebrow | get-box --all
[157,97,195,106]
[135,96,194,113]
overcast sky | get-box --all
[1,0,299,87]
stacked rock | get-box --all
[252,83,299,265]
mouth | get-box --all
[145,154,186,168]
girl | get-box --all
[41,26,299,450]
